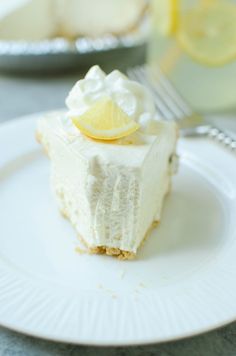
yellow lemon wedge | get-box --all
[72,98,140,141]
[151,0,179,35]
[176,1,236,66]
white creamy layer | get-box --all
[38,111,177,253]
[0,0,145,40]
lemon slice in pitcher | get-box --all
[151,0,179,35]
[177,1,236,66]
[72,98,140,141]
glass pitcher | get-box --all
[148,0,236,112]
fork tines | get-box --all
[127,65,192,121]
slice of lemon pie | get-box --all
[37,65,178,259]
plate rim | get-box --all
[0,312,235,347]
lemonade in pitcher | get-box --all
[148,0,236,112]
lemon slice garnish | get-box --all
[72,98,140,141]
[177,1,236,66]
[151,0,179,35]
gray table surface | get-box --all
[0,65,236,356]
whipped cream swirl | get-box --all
[66,65,157,131]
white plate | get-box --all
[0,113,236,346]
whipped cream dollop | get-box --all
[66,65,157,132]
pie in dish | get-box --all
[36,65,178,259]
[0,0,146,40]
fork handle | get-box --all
[183,125,236,152]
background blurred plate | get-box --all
[0,20,148,74]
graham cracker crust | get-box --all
[89,246,135,260]
[36,130,50,156]
[35,130,41,144]
[75,218,159,260]
[59,206,159,260]
[56,205,136,260]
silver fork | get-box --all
[127,65,236,152]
